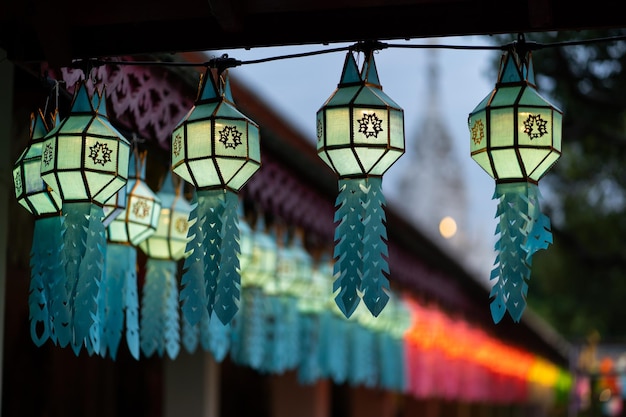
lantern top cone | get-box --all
[317,49,405,178]
[468,46,562,183]
[171,68,261,192]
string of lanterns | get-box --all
[11,34,575,360]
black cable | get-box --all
[68,34,626,71]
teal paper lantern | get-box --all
[39,80,130,355]
[101,150,161,360]
[317,47,404,318]
[172,67,261,325]
[13,110,70,348]
[468,40,562,323]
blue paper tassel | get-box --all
[297,314,321,385]
[101,243,139,359]
[234,287,266,369]
[180,193,209,326]
[333,179,365,317]
[207,311,231,362]
[333,178,390,318]
[381,332,406,391]
[350,326,377,388]
[360,177,390,316]
[63,203,106,355]
[140,258,180,359]
[324,313,349,384]
[490,182,553,323]
[213,191,241,324]
[181,313,200,354]
[264,295,288,373]
[29,215,68,347]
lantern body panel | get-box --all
[171,74,260,192]
[317,96,404,177]
[139,189,193,261]
[107,180,162,246]
[40,88,130,205]
[13,112,63,216]
[469,84,562,182]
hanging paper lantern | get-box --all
[101,150,161,360]
[172,67,261,325]
[468,38,562,323]
[138,170,192,359]
[13,109,71,348]
[317,47,404,318]
[40,81,130,354]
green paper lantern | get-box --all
[107,151,161,246]
[139,171,192,261]
[40,81,130,205]
[468,49,562,183]
[171,69,261,191]
[317,50,404,177]
[13,110,62,216]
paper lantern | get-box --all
[172,67,261,325]
[468,40,562,323]
[40,80,130,354]
[317,47,404,318]
[101,150,161,360]
[13,109,70,347]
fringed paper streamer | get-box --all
[349,326,377,388]
[233,286,266,369]
[333,177,390,318]
[184,188,242,325]
[213,190,241,324]
[264,295,288,373]
[181,313,200,354]
[490,182,553,323]
[324,313,349,384]
[124,252,140,359]
[207,311,231,362]
[28,215,69,347]
[378,332,405,391]
[283,296,301,370]
[64,203,106,355]
[100,243,139,359]
[180,193,208,326]
[197,189,224,316]
[333,179,365,318]
[140,258,180,359]
[360,177,390,316]
[297,314,321,385]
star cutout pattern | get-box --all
[358,113,383,138]
[132,198,151,219]
[173,133,182,157]
[523,114,548,139]
[89,142,113,166]
[42,143,54,166]
[218,126,242,149]
[175,217,189,234]
[471,119,485,145]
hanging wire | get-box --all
[67,33,626,71]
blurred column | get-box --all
[350,386,396,417]
[164,351,221,417]
[0,47,14,413]
[270,371,329,417]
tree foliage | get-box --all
[490,30,626,341]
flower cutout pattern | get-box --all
[89,142,113,166]
[358,113,383,138]
[218,126,242,149]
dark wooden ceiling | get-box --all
[2,0,626,68]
